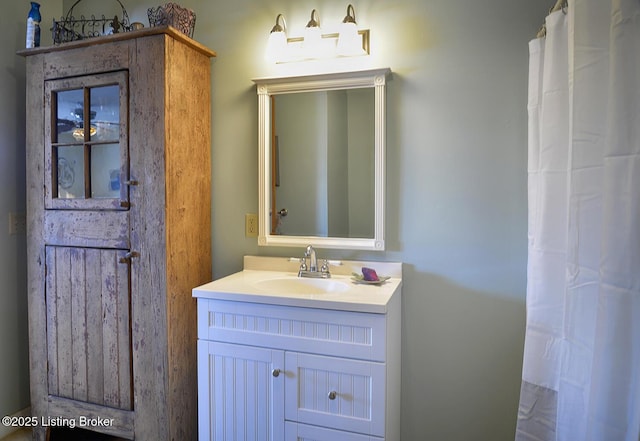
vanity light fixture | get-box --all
[337,4,366,56]
[265,5,369,64]
[266,14,288,63]
[303,9,324,58]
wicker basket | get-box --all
[147,3,196,38]
[52,0,131,44]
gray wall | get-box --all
[0,1,62,431]
[0,0,549,439]
[0,2,29,424]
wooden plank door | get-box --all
[45,246,133,411]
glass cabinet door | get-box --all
[45,71,129,210]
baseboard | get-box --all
[0,407,31,439]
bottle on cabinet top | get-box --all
[26,2,41,49]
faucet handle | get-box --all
[299,257,307,272]
[320,259,330,274]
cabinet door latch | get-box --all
[119,251,140,264]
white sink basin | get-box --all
[253,276,351,295]
[193,257,402,313]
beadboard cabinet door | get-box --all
[197,341,285,441]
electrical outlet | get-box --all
[245,213,258,237]
[9,212,26,236]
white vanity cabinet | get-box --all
[194,257,402,441]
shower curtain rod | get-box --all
[536,0,568,38]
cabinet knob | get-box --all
[328,391,337,400]
[118,251,139,264]
[272,368,281,378]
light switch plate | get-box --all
[9,212,26,235]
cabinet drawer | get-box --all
[285,422,383,441]
[198,299,386,361]
[285,353,385,437]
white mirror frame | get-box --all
[253,68,390,250]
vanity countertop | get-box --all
[192,256,402,313]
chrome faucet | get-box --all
[306,245,317,272]
[298,245,330,278]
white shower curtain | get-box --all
[516,1,640,440]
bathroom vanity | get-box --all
[193,256,402,441]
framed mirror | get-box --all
[253,68,390,250]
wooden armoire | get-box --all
[20,26,215,440]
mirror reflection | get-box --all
[254,68,390,250]
[271,88,375,238]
